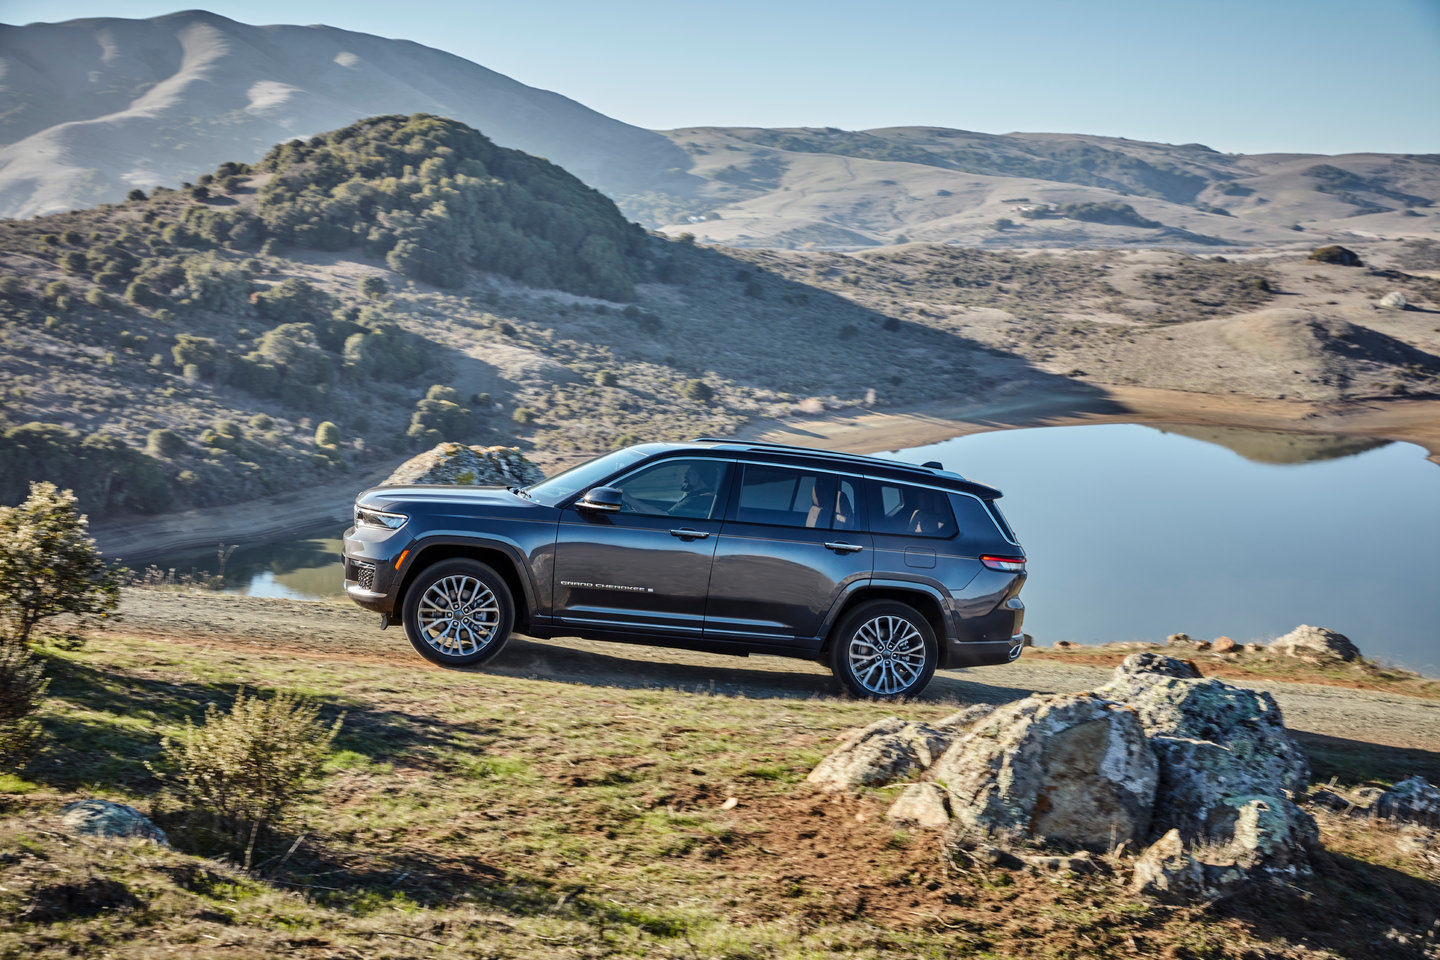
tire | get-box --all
[828,600,938,700]
[402,559,515,667]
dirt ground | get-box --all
[114,591,1440,758]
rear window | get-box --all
[866,481,956,539]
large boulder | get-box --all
[1372,777,1440,826]
[806,717,950,792]
[928,693,1159,850]
[59,799,168,845]
[385,443,543,487]
[1268,625,1360,663]
[887,782,952,828]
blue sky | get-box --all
[4,0,1438,155]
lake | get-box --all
[145,422,1440,674]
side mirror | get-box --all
[576,486,622,513]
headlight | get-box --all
[355,506,408,530]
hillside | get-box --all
[0,10,696,220]
[652,126,1440,250]
[1,115,1438,523]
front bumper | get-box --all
[342,524,410,613]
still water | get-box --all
[887,424,1440,675]
[150,422,1440,674]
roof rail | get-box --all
[690,436,939,476]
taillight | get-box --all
[981,555,1026,572]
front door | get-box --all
[705,463,872,645]
[552,457,733,637]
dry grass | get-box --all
[0,634,1437,958]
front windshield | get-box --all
[523,447,649,505]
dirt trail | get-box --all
[115,591,1440,755]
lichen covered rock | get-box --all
[929,692,1159,850]
[384,443,543,487]
[1269,624,1360,663]
[59,799,168,845]
[1373,776,1440,826]
[805,717,950,792]
[887,782,952,827]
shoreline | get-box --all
[91,386,1440,558]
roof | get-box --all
[685,437,1003,499]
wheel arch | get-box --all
[819,582,948,659]
[395,538,534,632]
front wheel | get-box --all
[402,559,515,667]
[828,600,938,699]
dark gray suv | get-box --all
[342,438,1026,699]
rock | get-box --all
[1307,788,1354,812]
[1270,625,1360,663]
[930,692,1158,850]
[1308,244,1362,266]
[59,800,168,845]
[806,717,950,792]
[1167,633,1194,646]
[1053,640,1076,649]
[1223,794,1318,875]
[887,782,951,827]
[1132,828,1207,902]
[1019,849,1103,877]
[1194,640,1212,651]
[1378,291,1408,309]
[1373,777,1440,826]
[1244,643,1266,654]
[933,704,995,734]
[1213,636,1237,653]
[384,443,544,487]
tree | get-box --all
[126,188,148,202]
[0,482,123,648]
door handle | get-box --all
[825,541,864,553]
[670,528,710,540]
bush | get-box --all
[153,690,341,865]
[126,188,147,202]
[1308,245,1362,266]
[681,379,714,403]
[407,386,473,443]
[314,421,341,448]
[360,275,387,299]
[146,428,186,458]
[0,636,46,771]
[248,413,274,431]
[0,482,123,648]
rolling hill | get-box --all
[3,12,1437,252]
[653,127,1440,249]
[0,10,696,220]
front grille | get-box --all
[348,559,376,591]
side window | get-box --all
[734,465,857,530]
[867,481,957,539]
[610,459,728,519]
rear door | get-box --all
[704,463,872,646]
[552,457,733,638]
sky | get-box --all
[3,0,1438,155]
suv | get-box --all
[342,439,1026,699]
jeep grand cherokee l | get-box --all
[343,438,1026,699]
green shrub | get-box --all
[146,428,186,458]
[314,421,341,448]
[152,690,342,865]
[0,482,123,648]
[126,188,147,202]
[1308,245,1362,266]
[248,414,274,431]
[0,635,46,771]
[407,386,473,443]
[0,424,168,515]
[594,370,619,387]
[360,275,387,299]
[681,379,714,402]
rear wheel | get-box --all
[402,559,514,667]
[828,600,938,699]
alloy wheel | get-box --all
[416,574,500,657]
[848,615,926,696]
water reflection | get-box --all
[886,423,1440,675]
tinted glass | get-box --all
[867,481,957,539]
[612,458,728,519]
[524,446,647,503]
[735,465,858,530]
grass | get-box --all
[1,634,1437,958]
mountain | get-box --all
[652,126,1440,249]
[0,10,696,220]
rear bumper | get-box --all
[945,633,1025,667]
[941,597,1025,668]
